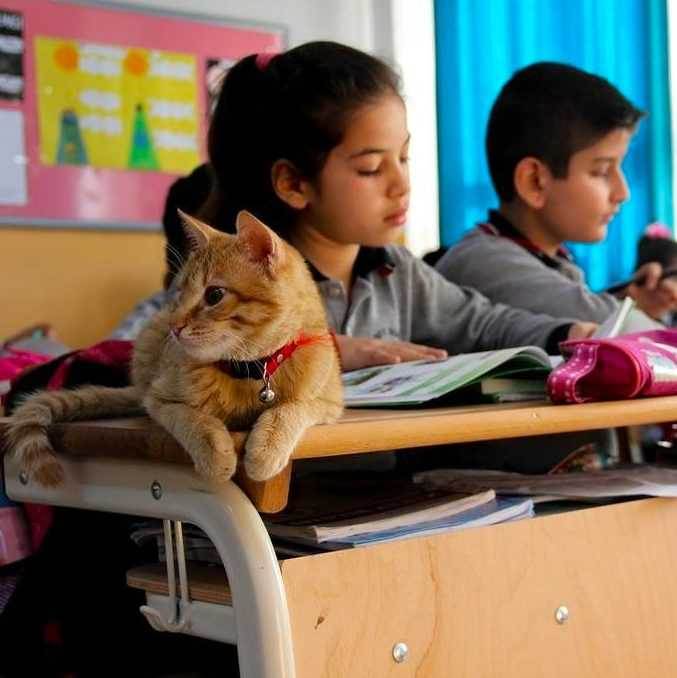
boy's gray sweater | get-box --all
[314,245,575,353]
[436,227,619,323]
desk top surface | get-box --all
[2,395,676,462]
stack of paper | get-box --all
[414,465,677,500]
[263,472,533,550]
[281,496,535,550]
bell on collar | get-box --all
[259,385,276,403]
[259,365,276,403]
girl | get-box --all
[204,41,595,370]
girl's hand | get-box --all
[334,335,448,372]
[567,322,598,340]
[628,262,677,319]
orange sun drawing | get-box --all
[54,43,78,71]
[124,50,149,76]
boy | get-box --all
[436,62,677,322]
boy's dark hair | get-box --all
[161,163,213,288]
[486,62,644,203]
[204,41,400,236]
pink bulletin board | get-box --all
[0,0,285,230]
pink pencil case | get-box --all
[548,329,677,403]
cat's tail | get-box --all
[6,385,141,487]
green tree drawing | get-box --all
[128,103,159,170]
[56,109,87,165]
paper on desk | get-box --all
[414,465,677,499]
[592,297,663,339]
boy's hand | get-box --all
[567,322,598,340]
[334,335,448,372]
[628,262,677,319]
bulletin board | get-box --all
[0,0,285,230]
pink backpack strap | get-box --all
[548,343,600,403]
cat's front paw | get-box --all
[243,430,292,481]
[192,432,237,484]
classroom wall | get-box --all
[1,0,386,348]
[112,0,382,53]
[2,229,165,347]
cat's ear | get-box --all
[236,210,286,274]
[178,209,220,251]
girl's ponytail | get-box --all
[205,54,282,231]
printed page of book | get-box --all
[342,345,550,406]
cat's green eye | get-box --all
[204,286,226,306]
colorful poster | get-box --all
[0,9,23,100]
[35,37,199,174]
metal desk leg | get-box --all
[4,454,296,678]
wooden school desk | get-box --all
[3,396,677,678]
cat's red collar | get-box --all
[216,333,334,380]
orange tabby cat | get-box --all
[8,210,343,486]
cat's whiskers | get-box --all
[161,330,177,353]
[166,243,186,271]
[226,335,254,363]
[233,337,269,367]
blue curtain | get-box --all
[435,0,672,291]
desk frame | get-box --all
[4,396,677,678]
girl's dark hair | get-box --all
[204,41,400,236]
[636,234,677,271]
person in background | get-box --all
[435,62,677,324]
[635,222,677,326]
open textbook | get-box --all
[343,298,666,407]
[342,345,553,406]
